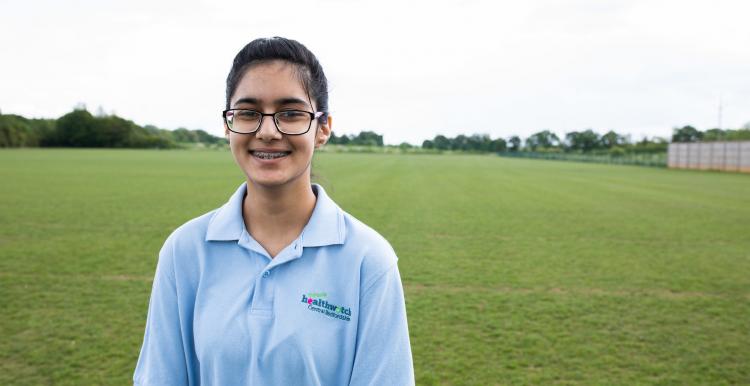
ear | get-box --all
[314,115,332,149]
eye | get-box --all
[276,110,308,122]
[235,110,260,121]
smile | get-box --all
[250,150,291,160]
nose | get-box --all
[255,114,282,141]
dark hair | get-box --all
[225,37,329,123]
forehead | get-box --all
[231,60,309,105]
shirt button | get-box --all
[262,270,270,278]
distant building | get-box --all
[668,141,750,173]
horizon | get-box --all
[7,107,737,146]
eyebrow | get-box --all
[233,97,310,108]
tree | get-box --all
[351,131,383,146]
[0,115,31,147]
[599,130,627,148]
[672,125,702,143]
[508,136,521,152]
[172,127,199,142]
[726,129,750,141]
[702,128,725,141]
[525,130,560,150]
[422,139,434,149]
[490,138,507,152]
[452,134,469,151]
[433,135,450,150]
[56,109,98,147]
[0,114,55,147]
[398,142,412,150]
[194,129,222,144]
[565,129,600,152]
[97,115,136,147]
[468,134,492,152]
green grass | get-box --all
[1,148,749,385]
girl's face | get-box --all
[225,60,331,190]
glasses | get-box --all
[222,109,324,135]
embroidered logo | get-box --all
[301,292,351,322]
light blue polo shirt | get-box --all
[133,182,414,385]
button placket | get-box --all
[250,271,274,316]
[249,240,304,316]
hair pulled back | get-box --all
[225,37,329,123]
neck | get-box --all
[242,177,317,257]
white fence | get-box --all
[668,141,750,173]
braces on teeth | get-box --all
[254,151,288,159]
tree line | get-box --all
[327,131,384,146]
[421,130,668,155]
[0,108,226,148]
[421,124,750,155]
[3,108,748,154]
[671,125,750,143]
[0,108,387,149]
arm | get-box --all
[349,263,415,386]
[133,236,191,386]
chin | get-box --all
[246,173,293,188]
[247,176,286,188]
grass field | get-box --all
[1,148,749,385]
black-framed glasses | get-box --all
[222,109,324,135]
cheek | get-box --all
[290,134,316,153]
[229,134,247,148]
[228,137,250,159]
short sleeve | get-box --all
[133,236,191,386]
[349,262,415,386]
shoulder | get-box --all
[163,208,220,249]
[157,208,221,277]
[341,210,399,291]
[155,208,220,286]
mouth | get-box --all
[249,150,292,160]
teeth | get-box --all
[253,151,288,159]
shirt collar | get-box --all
[205,182,346,247]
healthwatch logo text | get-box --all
[301,293,352,322]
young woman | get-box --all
[133,37,414,385]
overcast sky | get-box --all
[2,0,748,145]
